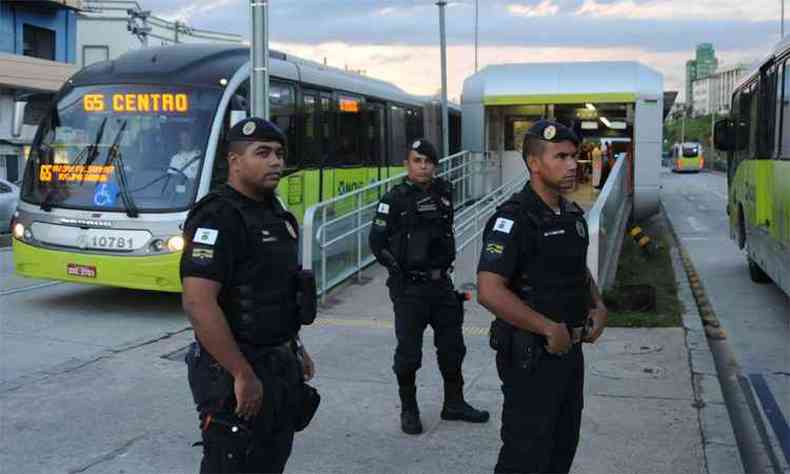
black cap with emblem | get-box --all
[409,138,439,164]
[523,119,580,149]
[227,117,287,147]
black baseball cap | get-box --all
[409,138,439,164]
[524,120,580,148]
[227,117,287,147]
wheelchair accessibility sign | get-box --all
[93,182,119,207]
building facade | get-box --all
[685,43,719,115]
[691,63,750,116]
[0,0,81,182]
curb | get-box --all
[661,203,745,474]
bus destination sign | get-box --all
[83,93,189,113]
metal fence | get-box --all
[302,151,496,300]
[585,156,631,290]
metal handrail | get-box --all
[585,157,630,289]
[302,151,485,300]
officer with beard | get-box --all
[477,120,608,473]
[181,117,319,473]
[369,138,489,435]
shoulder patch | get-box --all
[493,218,514,234]
[193,228,219,245]
[378,202,390,215]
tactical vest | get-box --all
[192,189,301,346]
[503,189,591,327]
[389,180,455,271]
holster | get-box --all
[296,269,317,325]
[489,320,544,373]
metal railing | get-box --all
[302,151,496,301]
[586,156,631,290]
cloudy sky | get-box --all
[154,0,782,102]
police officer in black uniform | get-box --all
[477,120,608,473]
[369,138,489,435]
[181,117,319,473]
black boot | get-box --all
[398,385,423,435]
[441,381,490,423]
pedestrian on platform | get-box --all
[180,117,320,473]
[369,138,490,435]
[477,120,608,474]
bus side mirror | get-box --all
[713,119,735,151]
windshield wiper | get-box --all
[103,120,139,218]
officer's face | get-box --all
[229,140,285,193]
[405,151,435,185]
[530,140,578,193]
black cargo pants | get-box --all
[388,275,467,382]
[187,343,302,474]
[494,343,585,474]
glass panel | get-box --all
[22,85,221,212]
[783,62,790,158]
[389,105,407,165]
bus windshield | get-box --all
[22,84,221,213]
[682,145,701,158]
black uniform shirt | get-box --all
[369,178,454,271]
[180,184,274,284]
[477,182,573,280]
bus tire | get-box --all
[747,257,771,284]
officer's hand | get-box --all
[300,348,315,381]
[583,307,608,343]
[544,322,571,355]
[234,370,264,421]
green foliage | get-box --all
[663,114,717,152]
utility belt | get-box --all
[489,319,587,372]
[185,338,320,435]
[404,267,450,283]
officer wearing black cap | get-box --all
[369,138,489,435]
[477,120,608,473]
[181,117,320,473]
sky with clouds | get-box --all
[153,0,783,102]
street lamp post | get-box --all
[250,0,270,119]
[437,1,449,158]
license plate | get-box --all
[67,263,97,279]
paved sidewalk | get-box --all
[0,256,738,473]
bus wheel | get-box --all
[747,257,771,284]
[736,206,746,249]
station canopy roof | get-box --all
[462,61,663,106]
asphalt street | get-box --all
[660,168,790,470]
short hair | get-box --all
[227,140,249,158]
[523,135,547,172]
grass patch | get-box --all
[603,220,683,328]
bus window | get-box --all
[330,95,364,167]
[406,107,423,146]
[782,60,790,158]
[367,102,386,167]
[301,93,320,168]
[389,105,407,165]
[270,83,297,167]
[757,66,778,158]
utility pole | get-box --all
[437,1,449,158]
[250,0,270,119]
[474,0,479,72]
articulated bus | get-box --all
[12,44,460,292]
[671,142,704,172]
[714,36,790,295]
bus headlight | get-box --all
[167,236,185,252]
[13,223,25,240]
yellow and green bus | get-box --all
[671,142,704,172]
[714,37,790,295]
[11,44,460,292]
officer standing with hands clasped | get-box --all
[181,117,320,473]
[369,138,489,435]
[477,120,608,474]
